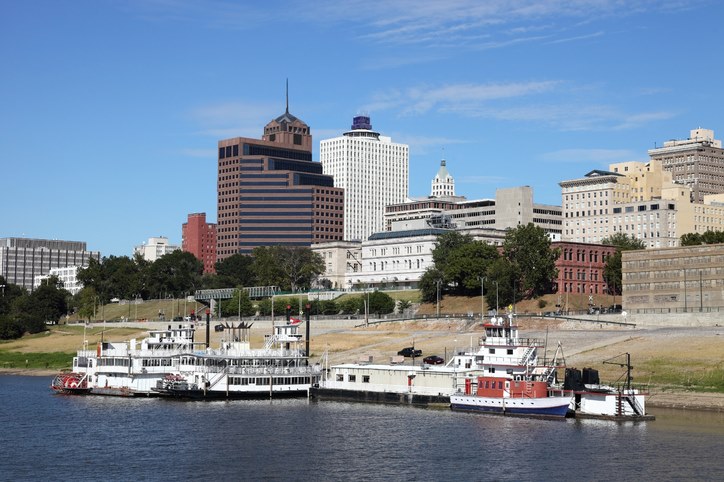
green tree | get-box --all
[145,251,203,299]
[680,232,702,246]
[75,286,98,322]
[368,291,395,316]
[503,223,559,298]
[221,289,255,318]
[680,230,724,246]
[252,246,324,292]
[485,257,519,309]
[396,299,412,314]
[444,241,500,295]
[419,268,444,303]
[339,296,363,315]
[0,276,25,316]
[601,233,646,296]
[214,254,256,288]
[30,279,69,325]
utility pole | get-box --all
[479,276,486,321]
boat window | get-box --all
[507,349,513,355]
[336,374,343,382]
[348,375,356,382]
[489,348,495,354]
[363,375,370,383]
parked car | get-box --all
[423,355,444,365]
[397,347,422,357]
[214,324,224,332]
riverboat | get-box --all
[51,320,321,399]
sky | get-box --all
[2,0,723,257]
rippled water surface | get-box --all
[1,376,722,481]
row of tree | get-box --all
[76,246,326,305]
[218,291,402,319]
[0,275,69,339]
[418,224,560,307]
[418,225,653,307]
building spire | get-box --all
[286,78,289,114]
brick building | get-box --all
[182,212,217,274]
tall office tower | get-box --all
[431,159,455,198]
[320,115,409,241]
[216,98,344,260]
[649,128,724,202]
[182,213,217,274]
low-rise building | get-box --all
[552,241,616,296]
[0,237,100,291]
[386,185,561,239]
[311,241,362,290]
[34,266,84,295]
[134,236,180,262]
[622,243,724,313]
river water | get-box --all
[1,376,722,481]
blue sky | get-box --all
[2,0,722,257]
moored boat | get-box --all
[52,320,321,399]
[450,377,572,418]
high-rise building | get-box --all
[320,115,409,241]
[134,236,180,262]
[559,160,724,248]
[182,213,217,274]
[216,97,343,259]
[0,238,100,291]
[648,128,724,203]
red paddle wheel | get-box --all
[51,372,90,395]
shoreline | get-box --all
[5,368,721,413]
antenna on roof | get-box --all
[285,78,289,114]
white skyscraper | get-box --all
[320,116,409,241]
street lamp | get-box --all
[365,283,370,327]
[435,279,442,318]
[479,276,486,320]
[494,281,499,315]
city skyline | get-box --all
[3,1,723,257]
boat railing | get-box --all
[484,338,544,347]
[191,365,319,376]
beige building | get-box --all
[622,243,724,313]
[386,186,562,239]
[311,241,362,290]
[648,128,724,203]
[560,160,724,248]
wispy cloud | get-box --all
[362,81,560,116]
[541,148,639,164]
[613,111,676,130]
[123,0,695,49]
[365,81,675,131]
